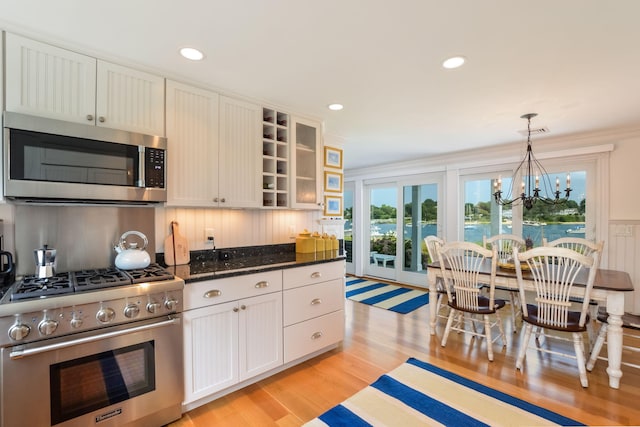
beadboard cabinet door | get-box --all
[96,60,165,136]
[5,32,97,125]
[218,96,263,208]
[183,301,238,404]
[165,80,220,206]
[183,292,282,406]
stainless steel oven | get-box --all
[0,265,184,427]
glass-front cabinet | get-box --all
[290,116,322,209]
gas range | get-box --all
[0,263,184,347]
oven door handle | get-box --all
[9,317,180,360]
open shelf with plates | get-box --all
[262,108,289,207]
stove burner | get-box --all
[10,273,74,301]
[7,264,174,301]
[122,263,174,284]
[73,268,131,291]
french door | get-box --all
[364,176,442,286]
[364,183,398,281]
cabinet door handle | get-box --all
[204,290,222,298]
[310,272,322,279]
[240,305,247,310]
[255,281,269,289]
[233,307,239,312]
[98,116,105,123]
[311,331,323,340]
[310,298,322,305]
[86,114,94,121]
[213,197,219,202]
[220,198,226,203]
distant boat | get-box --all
[566,227,586,234]
[523,220,547,226]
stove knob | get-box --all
[164,298,179,311]
[38,319,59,336]
[8,323,31,341]
[146,302,161,314]
[124,304,140,318]
[96,308,116,324]
[70,316,83,329]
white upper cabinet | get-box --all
[218,96,262,208]
[290,116,322,209]
[95,60,165,136]
[165,80,219,207]
[165,83,262,208]
[5,33,97,124]
[5,33,165,136]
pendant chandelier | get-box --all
[493,113,571,210]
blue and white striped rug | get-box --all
[305,357,583,427]
[346,278,429,314]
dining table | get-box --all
[427,259,634,389]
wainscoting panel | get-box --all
[608,222,640,314]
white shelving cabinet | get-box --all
[261,108,290,208]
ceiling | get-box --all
[2,0,640,170]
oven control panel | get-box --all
[0,288,183,346]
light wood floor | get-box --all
[169,288,640,426]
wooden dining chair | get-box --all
[586,307,640,371]
[543,237,604,342]
[542,237,603,263]
[483,234,526,332]
[514,246,598,387]
[424,236,448,324]
[437,241,507,361]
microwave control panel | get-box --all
[144,148,165,188]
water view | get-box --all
[351,221,585,247]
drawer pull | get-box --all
[310,272,322,279]
[310,298,322,305]
[255,281,269,289]
[204,290,222,298]
[311,331,323,340]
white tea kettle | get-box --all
[114,231,151,270]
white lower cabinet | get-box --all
[182,260,345,410]
[283,261,345,363]
[183,272,283,406]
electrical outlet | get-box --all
[205,228,215,243]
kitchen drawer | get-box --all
[283,278,344,326]
[184,270,282,310]
[283,310,344,363]
[283,261,344,290]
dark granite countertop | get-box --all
[157,243,345,284]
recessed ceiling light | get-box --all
[180,47,204,61]
[442,56,466,69]
[328,103,344,111]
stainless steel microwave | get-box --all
[3,112,167,203]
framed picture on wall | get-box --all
[324,195,342,216]
[324,146,343,169]
[324,171,343,193]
